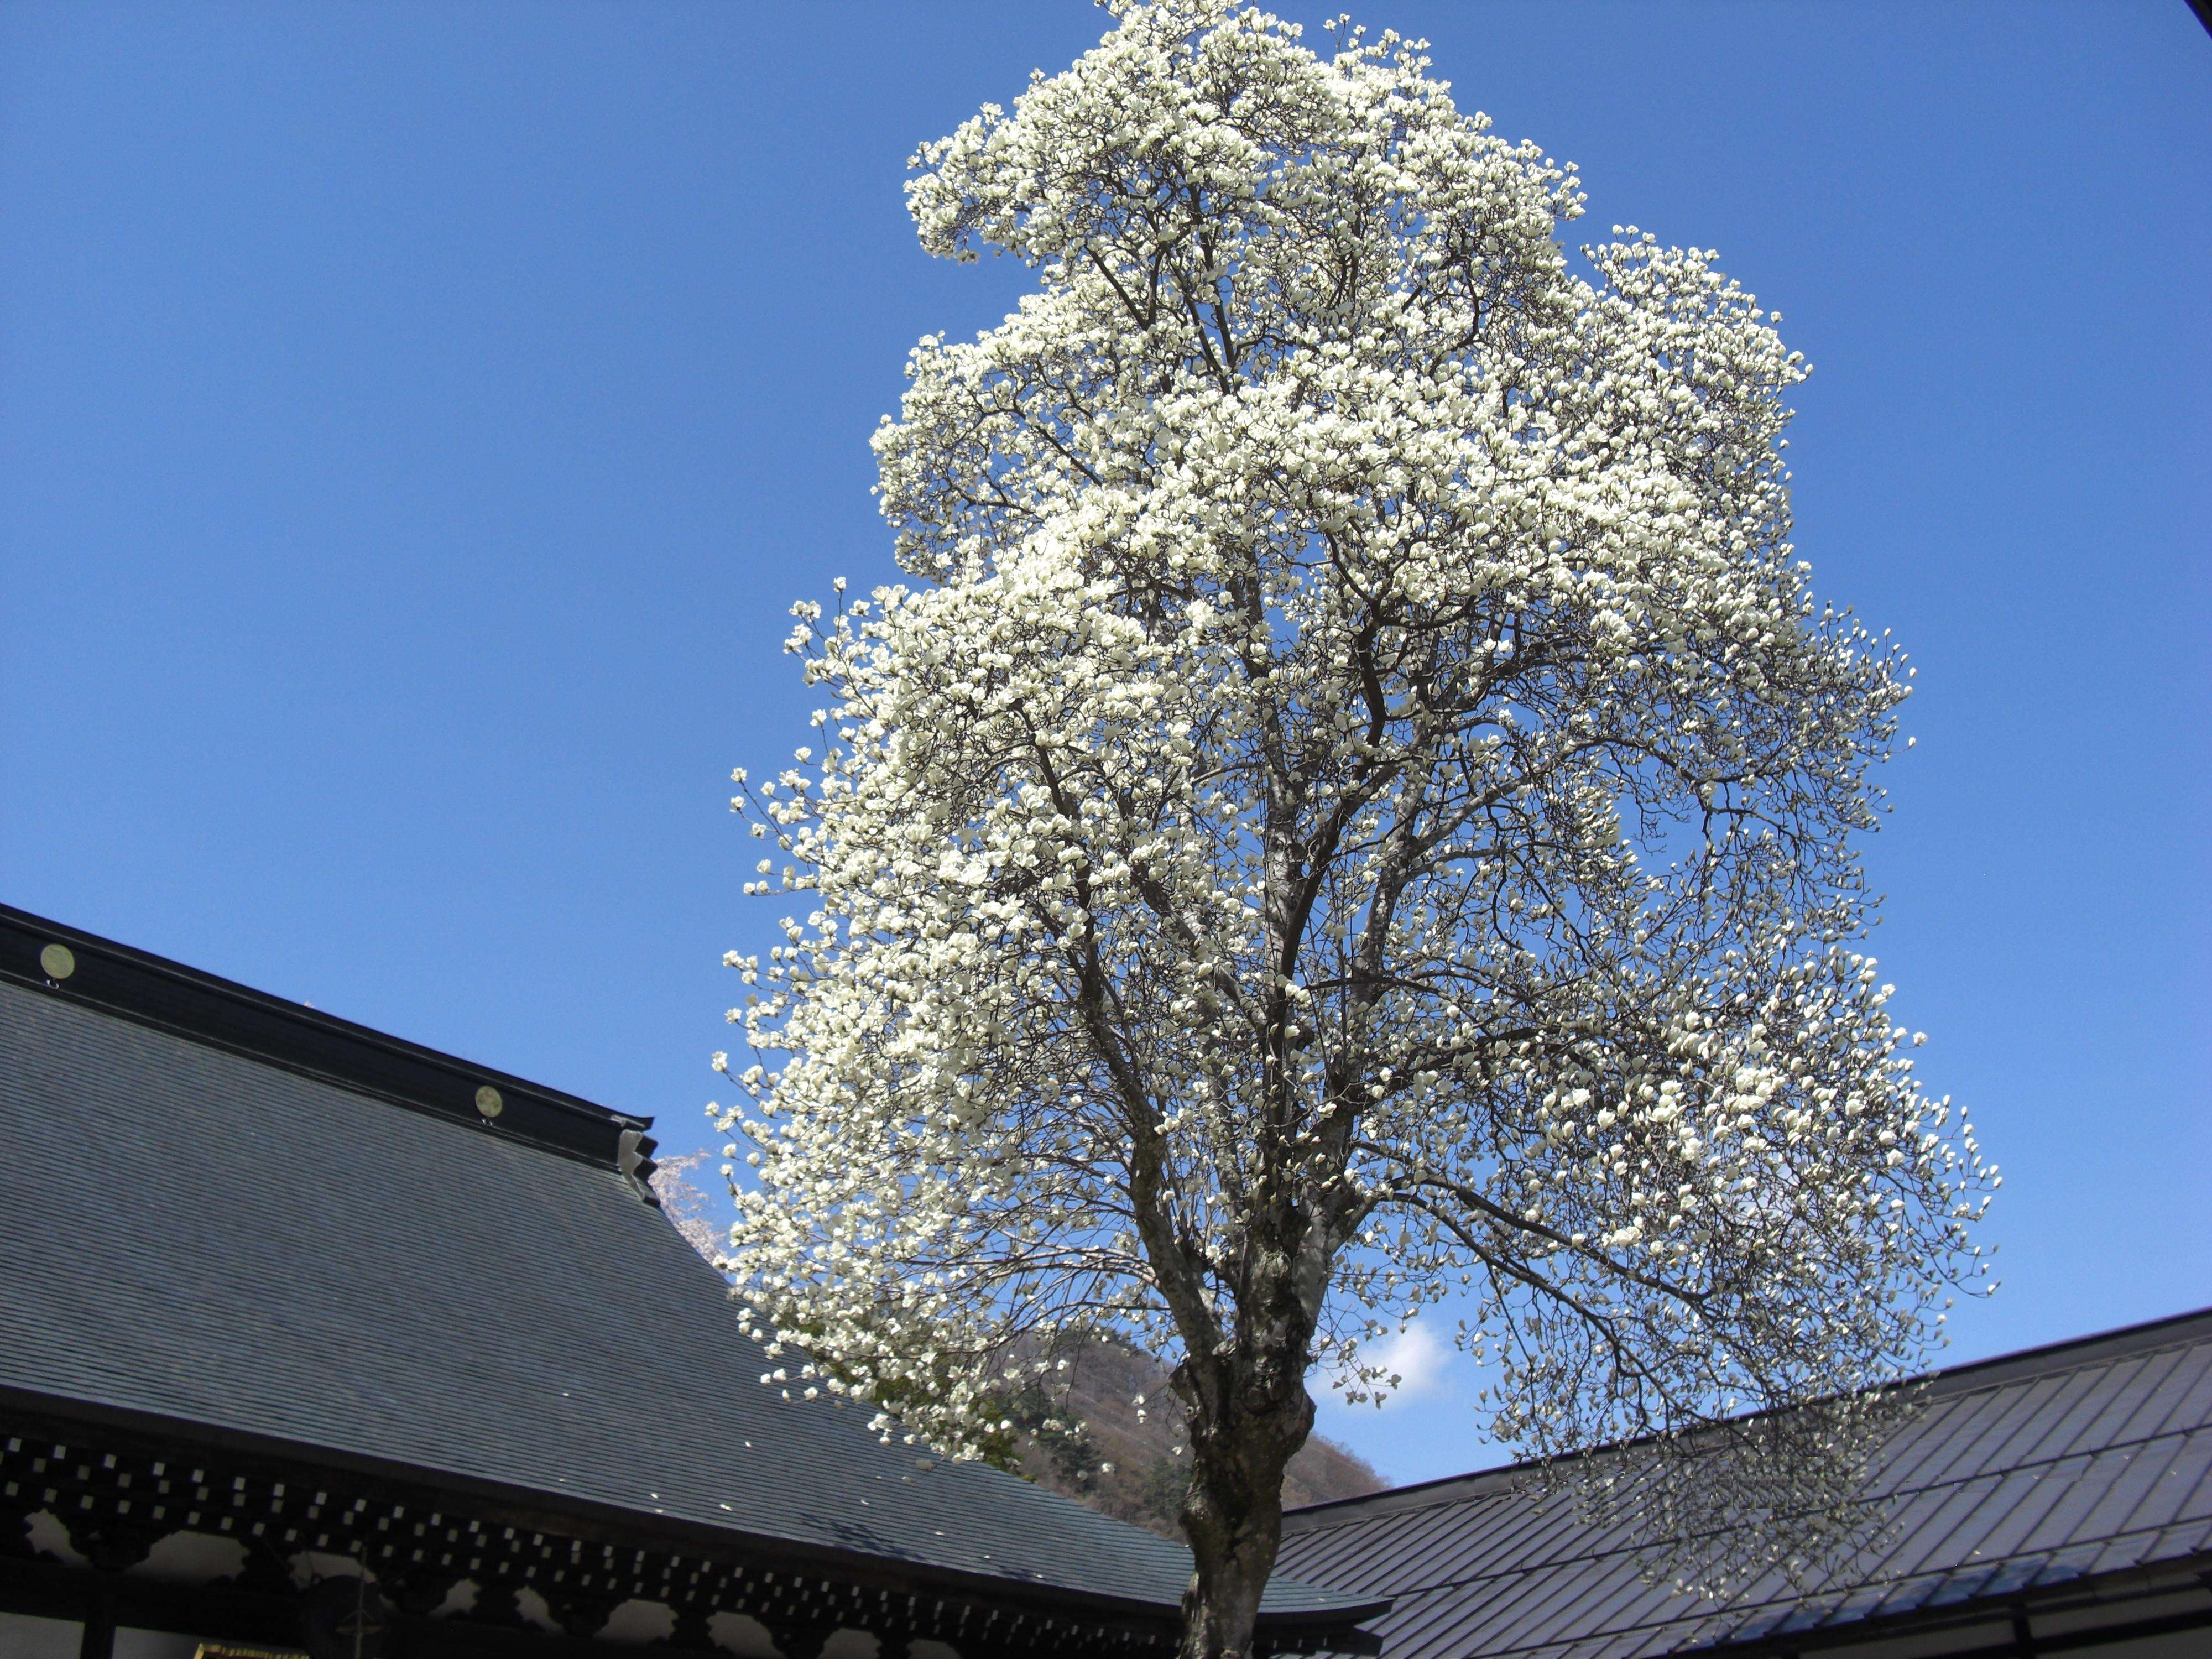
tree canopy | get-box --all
[713,5,1992,1653]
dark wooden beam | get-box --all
[75,1583,112,1659]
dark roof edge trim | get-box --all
[0,1380,1389,1634]
[1695,1552,2212,1659]
[1284,1303,2212,1525]
[0,902,651,1173]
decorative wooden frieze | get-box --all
[0,1417,1187,1657]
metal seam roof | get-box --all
[1279,1310,2212,1657]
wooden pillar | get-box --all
[76,1583,115,1659]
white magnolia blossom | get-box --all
[716,3,1991,1648]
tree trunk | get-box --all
[1175,1369,1315,1659]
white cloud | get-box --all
[1332,1323,1454,1409]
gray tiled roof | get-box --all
[1277,1310,2212,1657]
[0,917,1370,1627]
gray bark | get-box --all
[1173,1363,1313,1659]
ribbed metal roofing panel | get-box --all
[2101,1347,2197,1444]
[0,970,1366,1624]
[1970,1462,2080,1559]
[1280,1307,2212,1656]
[1992,1365,2112,1469]
[1929,1369,2073,1484]
[2126,1344,2211,1442]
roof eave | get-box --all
[0,1380,1384,1636]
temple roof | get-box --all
[1278,1306,2212,1657]
[0,904,1376,1634]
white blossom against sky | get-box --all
[2,2,2204,1483]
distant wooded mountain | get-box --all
[653,1155,1385,1533]
[1004,1334,1385,1535]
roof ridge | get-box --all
[0,901,656,1177]
[1918,1307,2212,1395]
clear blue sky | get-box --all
[4,2,2206,1484]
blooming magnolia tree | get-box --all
[714,5,1992,1654]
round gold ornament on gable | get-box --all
[39,943,76,980]
[474,1086,503,1119]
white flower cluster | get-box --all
[714,0,1991,1586]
